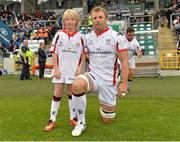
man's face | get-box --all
[40,43,45,48]
[126,32,134,41]
[91,11,107,31]
[24,40,28,47]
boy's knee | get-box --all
[72,78,87,94]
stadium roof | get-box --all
[0,0,48,4]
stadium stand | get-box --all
[134,30,162,78]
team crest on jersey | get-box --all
[106,39,111,45]
[59,41,63,46]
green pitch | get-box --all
[0,75,180,141]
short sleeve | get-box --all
[116,35,127,52]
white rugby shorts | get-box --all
[52,77,75,84]
[85,72,117,106]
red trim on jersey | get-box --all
[50,34,59,53]
[57,54,59,67]
[87,59,90,71]
[94,27,109,36]
[62,29,77,38]
[78,54,82,66]
[80,37,85,54]
[113,58,117,85]
[117,48,128,53]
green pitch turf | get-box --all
[0,75,180,141]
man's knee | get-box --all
[102,117,114,124]
[72,75,89,94]
[100,107,116,124]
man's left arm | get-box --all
[135,42,142,57]
[117,50,129,96]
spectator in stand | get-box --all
[0,42,6,54]
[144,9,149,22]
[38,41,46,79]
[159,9,166,27]
[177,40,180,57]
[154,10,160,29]
[20,39,32,80]
[174,16,180,33]
[166,7,173,28]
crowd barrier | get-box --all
[160,49,180,69]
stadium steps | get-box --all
[158,25,176,50]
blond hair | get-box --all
[90,6,108,19]
[62,9,80,29]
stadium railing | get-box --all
[33,20,57,29]
[118,2,144,15]
[128,15,154,32]
[28,39,44,53]
[79,23,123,35]
[160,49,180,69]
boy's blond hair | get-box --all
[62,9,80,29]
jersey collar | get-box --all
[94,27,109,37]
[62,29,77,38]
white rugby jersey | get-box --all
[50,30,85,80]
[119,35,141,61]
[85,28,127,85]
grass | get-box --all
[0,75,180,141]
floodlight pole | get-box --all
[21,0,25,14]
[154,0,159,10]
[83,0,88,15]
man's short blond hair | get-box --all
[90,6,108,19]
[62,9,80,29]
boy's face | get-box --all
[64,17,77,31]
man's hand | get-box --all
[53,68,60,79]
[136,50,142,57]
[117,82,128,98]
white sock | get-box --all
[68,95,76,120]
[50,100,61,122]
[72,94,86,125]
